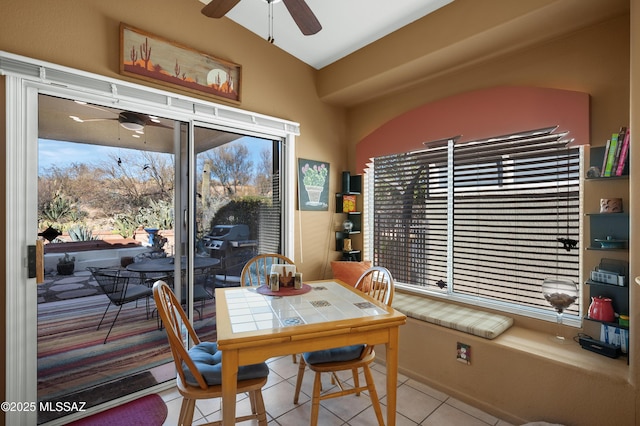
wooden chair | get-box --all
[293,266,395,426]
[240,253,299,363]
[87,267,153,344]
[240,253,295,287]
[153,281,269,426]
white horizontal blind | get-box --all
[372,142,449,293]
[370,128,581,314]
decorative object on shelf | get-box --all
[343,238,352,251]
[342,195,356,212]
[542,277,578,343]
[586,166,601,178]
[298,158,329,211]
[120,24,241,103]
[594,237,626,249]
[56,253,76,275]
[599,198,622,213]
[588,296,615,322]
[342,219,353,233]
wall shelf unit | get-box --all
[335,172,362,261]
[583,141,629,354]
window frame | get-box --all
[364,128,583,326]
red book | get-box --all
[615,128,630,176]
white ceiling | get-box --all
[199,0,454,69]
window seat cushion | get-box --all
[392,292,513,339]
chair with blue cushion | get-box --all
[153,280,269,426]
[293,266,395,426]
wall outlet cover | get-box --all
[457,342,471,365]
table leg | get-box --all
[386,327,399,426]
[221,349,239,425]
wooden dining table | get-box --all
[215,279,407,425]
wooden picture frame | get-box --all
[120,23,241,103]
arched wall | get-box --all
[356,86,590,172]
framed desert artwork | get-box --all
[120,23,241,103]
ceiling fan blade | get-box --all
[147,121,173,129]
[282,0,322,35]
[78,118,117,122]
[201,0,241,18]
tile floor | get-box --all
[158,355,516,426]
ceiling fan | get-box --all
[70,103,172,131]
[202,0,322,36]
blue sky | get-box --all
[38,137,269,174]
[38,139,141,172]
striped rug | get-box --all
[37,293,216,401]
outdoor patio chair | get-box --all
[87,267,153,344]
[293,266,395,426]
[153,280,269,426]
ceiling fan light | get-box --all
[120,121,144,131]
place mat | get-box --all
[257,283,312,296]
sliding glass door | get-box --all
[4,53,296,425]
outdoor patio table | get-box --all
[215,279,406,425]
[126,256,220,285]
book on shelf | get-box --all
[603,132,619,177]
[612,127,625,169]
[615,127,630,176]
[600,138,611,176]
[342,195,356,212]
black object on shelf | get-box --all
[579,336,621,358]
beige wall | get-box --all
[0,0,348,278]
[0,3,345,425]
[1,0,638,425]
[345,6,637,426]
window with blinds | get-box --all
[366,127,581,316]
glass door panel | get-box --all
[193,125,283,289]
[36,94,180,423]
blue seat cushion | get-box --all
[303,344,365,365]
[183,341,269,386]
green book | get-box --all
[603,133,619,177]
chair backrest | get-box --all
[153,281,209,390]
[240,253,294,287]
[355,266,395,306]
[88,267,129,303]
[354,266,395,360]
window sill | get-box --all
[493,326,629,381]
[393,290,629,381]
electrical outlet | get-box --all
[457,342,471,365]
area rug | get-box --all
[65,393,167,426]
[37,293,216,402]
